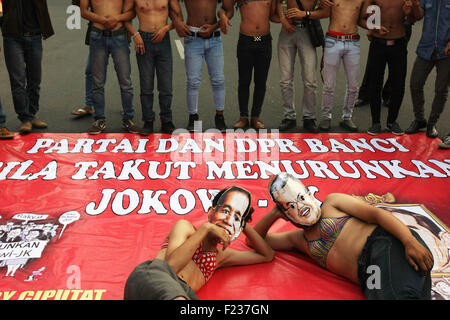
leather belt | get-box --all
[91,26,127,37]
[326,32,360,41]
[190,30,221,39]
[239,33,272,42]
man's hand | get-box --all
[285,8,306,20]
[198,24,217,38]
[372,25,390,36]
[404,238,434,275]
[320,0,334,8]
[219,15,232,34]
[281,19,296,33]
[104,16,119,30]
[133,33,145,55]
[444,42,450,55]
[173,19,191,37]
[403,0,412,15]
[207,223,231,250]
[152,25,170,43]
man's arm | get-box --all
[165,220,230,273]
[285,1,331,20]
[325,193,434,274]
[123,0,146,54]
[249,206,307,252]
[408,0,424,21]
[218,224,275,268]
[169,0,191,37]
[103,1,136,30]
[218,0,235,34]
[123,0,137,34]
[80,0,107,24]
[273,0,296,33]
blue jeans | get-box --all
[136,31,173,123]
[3,35,43,122]
[85,55,93,108]
[358,226,432,300]
[184,35,225,115]
[89,30,134,120]
[321,36,360,120]
[0,98,6,127]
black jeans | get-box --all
[368,37,407,125]
[3,35,43,122]
[358,226,432,300]
[410,55,450,126]
[237,33,272,118]
[136,31,173,123]
[358,21,412,101]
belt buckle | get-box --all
[103,30,112,37]
[253,36,262,42]
[386,40,395,46]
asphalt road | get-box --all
[0,1,448,137]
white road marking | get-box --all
[174,39,185,60]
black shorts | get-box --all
[124,259,199,300]
[357,226,432,300]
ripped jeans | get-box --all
[358,226,432,300]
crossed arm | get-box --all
[80,0,135,29]
[165,220,274,274]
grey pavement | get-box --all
[0,1,448,137]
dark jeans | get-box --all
[3,35,43,122]
[358,21,412,101]
[410,55,450,126]
[89,29,134,121]
[0,98,6,127]
[368,37,407,125]
[237,34,272,118]
[85,55,93,108]
[136,31,173,123]
[358,226,432,300]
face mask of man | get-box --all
[208,187,251,241]
[269,173,321,227]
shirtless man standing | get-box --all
[170,0,227,133]
[318,0,365,133]
[220,0,277,130]
[81,0,139,134]
[272,0,330,133]
[123,0,176,135]
[360,0,418,135]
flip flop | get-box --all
[72,106,94,117]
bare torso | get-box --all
[155,231,219,292]
[328,0,364,33]
[90,0,125,30]
[299,207,377,283]
[285,0,316,24]
[134,0,169,33]
[371,0,407,39]
[184,0,219,27]
[238,0,273,36]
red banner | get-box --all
[0,132,448,300]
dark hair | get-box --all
[212,187,254,227]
